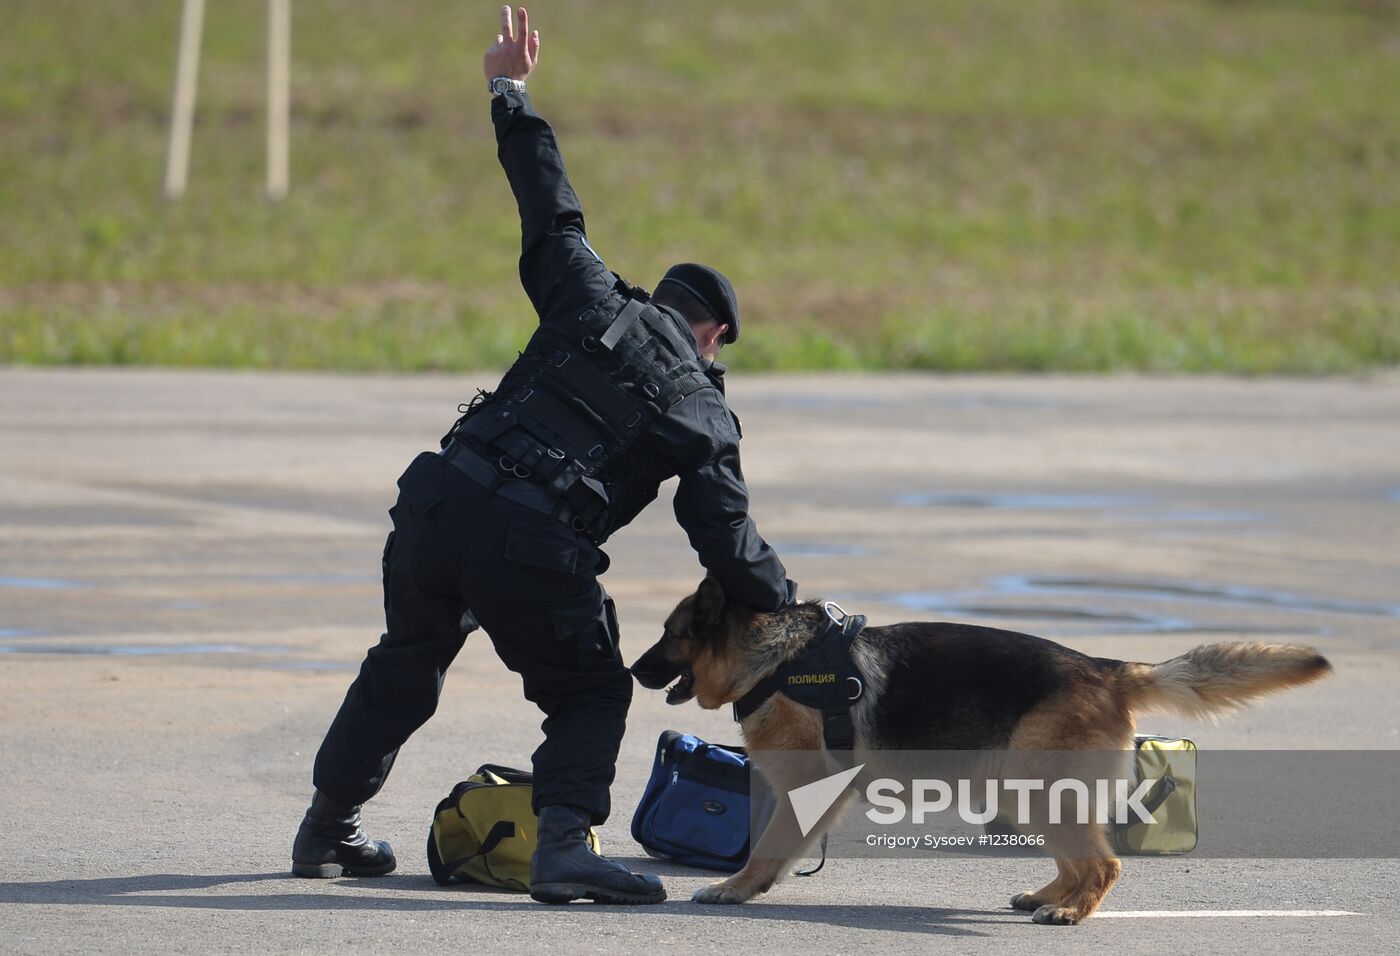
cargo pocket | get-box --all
[504,529,579,576]
[392,454,454,594]
[396,453,447,517]
[547,588,621,672]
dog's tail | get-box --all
[1118,642,1331,720]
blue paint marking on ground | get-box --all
[0,643,297,656]
[875,591,1197,635]
[998,575,1400,619]
[853,572,1365,637]
[770,541,872,558]
[898,491,1153,510]
[895,492,1266,527]
[0,576,86,590]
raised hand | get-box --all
[483,5,540,83]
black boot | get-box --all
[529,805,666,904]
[291,791,397,878]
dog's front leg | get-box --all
[693,786,854,904]
[694,697,843,905]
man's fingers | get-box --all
[517,7,529,46]
[500,4,513,41]
[528,29,540,61]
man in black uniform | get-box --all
[291,6,794,905]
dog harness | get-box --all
[732,602,868,751]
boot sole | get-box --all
[530,882,666,905]
[291,859,397,879]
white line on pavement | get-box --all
[1095,910,1363,919]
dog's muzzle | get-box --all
[630,639,693,705]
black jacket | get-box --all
[491,91,794,612]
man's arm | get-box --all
[484,6,613,321]
[671,390,796,612]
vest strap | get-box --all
[600,297,646,351]
[822,710,855,752]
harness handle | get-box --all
[822,601,849,627]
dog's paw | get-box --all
[1010,892,1041,912]
[1032,904,1082,926]
[691,881,752,905]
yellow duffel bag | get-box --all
[1111,735,1198,856]
[427,764,601,891]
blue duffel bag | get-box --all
[630,730,775,872]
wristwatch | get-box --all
[488,76,527,97]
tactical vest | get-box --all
[448,280,714,537]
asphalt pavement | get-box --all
[1,367,1396,954]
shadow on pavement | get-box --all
[0,871,1016,937]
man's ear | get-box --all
[693,576,726,629]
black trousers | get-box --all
[311,451,632,825]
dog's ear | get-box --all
[693,576,727,631]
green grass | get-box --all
[2,0,1398,372]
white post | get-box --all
[267,0,291,200]
[163,0,206,200]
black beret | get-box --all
[655,263,740,344]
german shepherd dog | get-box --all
[631,578,1331,925]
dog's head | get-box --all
[631,576,747,709]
